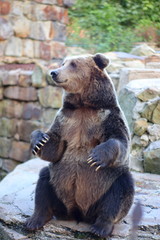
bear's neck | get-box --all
[63,76,118,110]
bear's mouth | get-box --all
[52,78,68,84]
[50,70,68,84]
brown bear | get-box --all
[25,53,134,238]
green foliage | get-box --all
[67,0,160,52]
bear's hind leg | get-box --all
[25,167,67,231]
[88,171,134,238]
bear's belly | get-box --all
[49,148,126,215]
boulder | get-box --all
[38,86,62,108]
[0,118,16,138]
[118,87,138,132]
[5,37,23,57]
[137,87,160,102]
[9,141,30,162]
[16,120,42,142]
[0,1,11,15]
[12,16,30,38]
[42,108,58,126]
[2,69,20,86]
[130,43,155,56]
[0,159,160,239]
[147,124,160,142]
[0,137,11,159]
[22,103,42,120]
[119,79,160,173]
[143,140,160,174]
[29,21,53,41]
[31,63,47,88]
[0,17,13,40]
[141,97,160,124]
[22,39,34,58]
[117,69,160,93]
[4,86,38,101]
[1,159,19,173]
[133,118,148,136]
[152,100,160,124]
[0,100,24,119]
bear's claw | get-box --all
[87,156,102,171]
[32,133,50,155]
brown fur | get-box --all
[26,54,134,238]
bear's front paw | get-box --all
[31,130,50,155]
[87,154,107,172]
[87,143,109,171]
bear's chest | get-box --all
[60,108,110,149]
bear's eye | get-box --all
[70,62,76,68]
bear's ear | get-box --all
[93,53,110,70]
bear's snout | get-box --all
[50,70,59,80]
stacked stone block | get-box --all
[0,65,62,178]
[0,0,74,62]
[0,0,74,178]
[119,79,160,174]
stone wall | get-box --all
[0,0,74,62]
[106,51,160,174]
[0,0,74,178]
[119,79,160,174]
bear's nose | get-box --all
[50,70,58,78]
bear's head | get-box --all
[50,53,110,94]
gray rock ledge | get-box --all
[0,159,160,240]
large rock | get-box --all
[0,100,24,118]
[152,99,160,124]
[4,86,38,101]
[42,108,58,126]
[38,86,62,108]
[52,22,67,42]
[117,68,160,93]
[0,17,13,40]
[22,39,34,58]
[130,43,155,56]
[0,159,160,239]
[133,118,148,136]
[0,159,48,223]
[0,137,11,158]
[51,41,67,59]
[22,103,42,120]
[5,37,23,57]
[141,97,160,124]
[31,63,47,88]
[1,159,19,173]
[33,41,66,60]
[147,124,160,142]
[137,87,160,102]
[143,140,160,174]
[24,3,68,24]
[0,118,16,138]
[9,141,30,162]
[12,16,30,38]
[2,69,19,86]
[118,87,138,132]
[0,0,11,15]
[119,79,160,172]
[16,120,42,142]
[29,21,54,41]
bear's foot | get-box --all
[90,220,114,238]
[25,214,52,231]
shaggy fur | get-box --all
[25,53,134,238]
